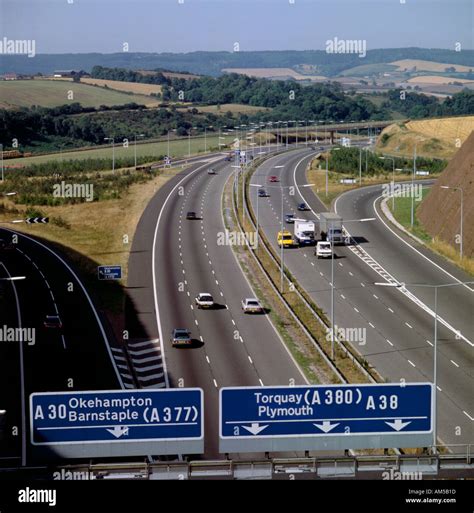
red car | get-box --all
[268,176,279,183]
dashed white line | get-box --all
[194,319,199,326]
[437,386,442,392]
[407,360,416,368]
[405,322,413,329]
[463,411,474,421]
[340,294,346,299]
[368,322,375,328]
[450,360,459,368]
[349,271,353,276]
[248,356,253,364]
[206,355,210,364]
[231,319,236,325]
[373,294,378,299]
[354,307,359,313]
[213,379,218,388]
[386,339,393,346]
[388,307,394,313]
[259,379,264,386]
[426,340,433,347]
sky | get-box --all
[2,0,473,54]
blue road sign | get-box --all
[220,384,433,453]
[98,265,122,280]
[30,389,204,457]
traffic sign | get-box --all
[31,389,204,458]
[220,384,433,453]
[26,217,49,224]
[416,170,430,176]
[98,265,122,280]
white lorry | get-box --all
[319,213,344,245]
[294,220,315,246]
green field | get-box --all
[339,63,398,77]
[390,187,430,241]
[5,134,237,167]
[0,80,155,108]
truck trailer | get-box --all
[319,213,344,245]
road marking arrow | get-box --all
[313,421,340,433]
[242,423,268,435]
[106,426,129,438]
[385,419,411,431]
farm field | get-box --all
[376,115,474,159]
[180,103,270,115]
[0,79,157,108]
[80,78,162,96]
[222,67,326,81]
[3,134,237,168]
[408,75,474,84]
[390,59,472,72]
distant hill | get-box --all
[1,48,473,77]
[417,131,474,258]
[376,116,474,159]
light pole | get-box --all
[134,133,144,169]
[441,185,464,259]
[0,143,3,182]
[326,147,341,197]
[326,217,375,360]
[411,144,417,227]
[375,279,474,453]
[250,183,263,249]
[379,156,395,210]
[104,137,115,173]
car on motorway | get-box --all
[44,315,63,329]
[277,230,295,248]
[0,239,15,251]
[241,298,264,314]
[315,240,332,258]
[268,175,279,182]
[195,292,215,309]
[297,202,309,211]
[207,168,217,175]
[284,213,295,224]
[171,328,192,346]
[186,211,198,220]
[258,188,269,197]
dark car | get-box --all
[0,239,15,251]
[186,211,198,220]
[297,202,308,211]
[284,214,295,224]
[44,315,63,329]
[258,188,268,198]
[171,328,192,347]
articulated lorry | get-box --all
[319,212,344,245]
[294,220,315,245]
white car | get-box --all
[195,293,215,309]
[241,298,264,314]
[315,241,332,259]
[207,168,217,175]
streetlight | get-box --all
[411,144,417,227]
[441,186,464,259]
[104,137,115,173]
[1,143,4,182]
[326,147,341,197]
[326,217,375,359]
[374,279,474,453]
[249,183,263,249]
[134,134,144,169]
[379,156,395,210]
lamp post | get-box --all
[441,186,464,259]
[375,279,474,453]
[134,133,144,169]
[104,137,115,173]
[379,156,395,210]
[326,217,375,360]
[250,183,263,249]
[0,143,3,182]
[411,144,417,227]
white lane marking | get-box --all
[220,292,224,297]
[426,340,433,347]
[405,322,413,329]
[386,339,393,346]
[319,271,323,276]
[354,307,359,313]
[373,294,378,299]
[61,335,66,350]
[360,282,365,288]
[248,356,253,364]
[369,322,375,328]
[190,305,194,310]
[463,411,474,421]
[349,271,353,276]
[213,379,218,388]
[200,336,204,342]
[437,386,442,392]
[259,379,264,386]
[187,291,190,297]
[206,356,210,364]
[340,294,346,299]
[311,262,315,266]
[231,319,236,325]
[338,263,343,267]
[408,360,416,368]
[450,360,459,368]
[239,336,243,342]
[388,307,394,313]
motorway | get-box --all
[127,153,307,459]
[0,229,120,466]
[249,148,473,449]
